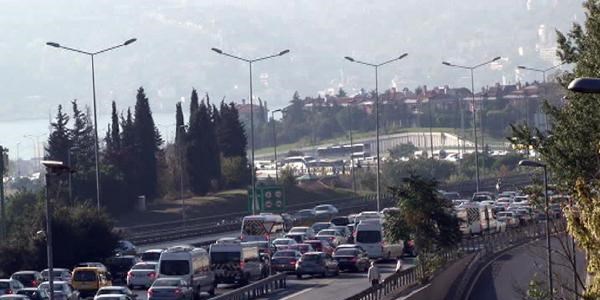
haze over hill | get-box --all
[0,0,583,121]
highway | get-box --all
[469,235,586,300]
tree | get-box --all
[336,87,347,98]
[105,101,121,159]
[186,89,210,195]
[383,175,461,253]
[217,102,249,188]
[69,100,97,203]
[388,143,418,159]
[132,87,162,200]
[45,105,70,163]
[509,2,600,297]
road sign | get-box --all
[247,185,286,213]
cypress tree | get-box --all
[45,105,71,163]
[186,89,209,194]
[175,102,186,147]
[70,100,95,171]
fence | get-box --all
[211,273,287,300]
[345,220,565,300]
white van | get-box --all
[456,203,482,235]
[209,238,265,285]
[158,245,215,297]
[354,220,383,258]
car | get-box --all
[316,229,346,246]
[41,269,72,283]
[105,256,139,284]
[472,192,495,202]
[71,267,112,298]
[292,209,316,223]
[271,238,297,250]
[0,295,30,300]
[313,204,339,217]
[0,279,24,296]
[114,240,137,256]
[513,208,533,224]
[140,249,163,262]
[441,191,461,201]
[495,197,513,208]
[17,288,49,300]
[498,191,518,199]
[284,232,308,243]
[241,241,275,256]
[209,238,266,285]
[330,216,350,227]
[287,226,316,239]
[355,211,381,224]
[512,196,529,206]
[287,243,314,254]
[295,252,339,279]
[310,222,332,234]
[335,244,365,252]
[126,262,157,289]
[280,213,295,232]
[497,211,520,227]
[303,240,334,256]
[147,278,193,300]
[74,263,108,272]
[270,250,302,273]
[330,225,352,239]
[10,271,43,287]
[38,281,79,300]
[94,295,133,300]
[94,286,136,300]
[332,247,370,272]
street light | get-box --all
[41,160,71,300]
[442,56,501,192]
[567,77,600,93]
[178,124,187,226]
[211,47,290,215]
[271,109,283,182]
[519,159,553,297]
[345,53,409,211]
[347,99,357,193]
[46,38,137,210]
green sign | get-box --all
[247,185,286,213]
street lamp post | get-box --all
[15,142,20,178]
[348,99,357,193]
[519,159,553,297]
[517,63,565,132]
[46,38,137,210]
[271,109,283,182]
[211,48,290,215]
[24,134,45,172]
[178,125,187,226]
[345,53,408,211]
[41,160,71,300]
[442,57,501,192]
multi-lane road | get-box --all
[132,232,414,300]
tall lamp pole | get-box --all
[442,56,501,192]
[67,147,79,204]
[271,109,283,182]
[519,160,553,297]
[178,124,187,226]
[517,63,565,131]
[46,38,137,210]
[211,48,290,215]
[41,160,71,300]
[345,53,408,211]
[348,99,357,193]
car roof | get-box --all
[144,249,164,253]
[291,226,309,229]
[12,271,39,274]
[40,281,68,285]
[303,251,324,255]
[135,261,157,265]
[99,286,127,290]
[312,222,330,225]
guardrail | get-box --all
[345,220,564,300]
[211,273,287,300]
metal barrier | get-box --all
[344,220,566,300]
[211,273,287,300]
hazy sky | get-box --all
[0,0,584,122]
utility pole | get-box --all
[0,146,6,240]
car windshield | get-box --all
[12,274,34,282]
[141,252,162,261]
[356,230,382,243]
[302,254,322,262]
[210,252,240,264]
[39,283,65,292]
[273,239,291,245]
[290,228,306,233]
[318,230,336,235]
[153,279,180,287]
[73,270,97,281]
[132,263,155,270]
[159,260,189,276]
[0,282,9,289]
[274,251,296,257]
[335,249,359,256]
[315,206,329,211]
[97,289,125,295]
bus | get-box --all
[240,214,285,242]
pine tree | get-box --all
[104,101,121,166]
[186,90,209,194]
[45,105,71,163]
[70,100,95,171]
[175,102,186,146]
[132,87,162,199]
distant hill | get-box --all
[0,0,583,121]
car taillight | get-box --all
[174,288,183,296]
[290,260,297,265]
[127,271,134,278]
[240,260,245,269]
[351,257,358,262]
[148,272,156,279]
[32,280,38,286]
[5,289,12,294]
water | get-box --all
[0,112,179,160]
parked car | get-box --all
[271,238,297,250]
[10,271,43,288]
[126,262,157,289]
[94,286,136,300]
[105,256,139,284]
[147,278,193,300]
[140,250,163,262]
[114,240,137,256]
[0,280,24,296]
[17,288,49,300]
[295,252,339,279]
[303,240,334,256]
[271,250,302,273]
[287,227,315,239]
[313,205,339,218]
[38,281,79,300]
[333,247,370,272]
[310,222,332,234]
[287,244,314,254]
[41,269,72,283]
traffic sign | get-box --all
[247,185,286,213]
